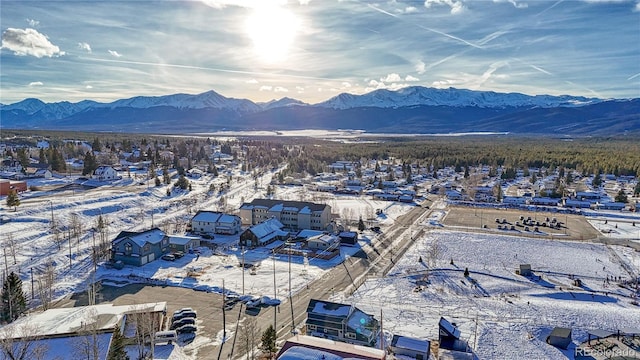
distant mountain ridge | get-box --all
[2,87,638,136]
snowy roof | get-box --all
[242,199,329,213]
[346,309,376,337]
[0,302,166,339]
[439,317,461,339]
[12,333,112,360]
[192,210,238,223]
[278,346,344,360]
[296,229,325,239]
[391,335,430,352]
[279,335,386,360]
[114,228,166,247]
[308,234,340,245]
[168,235,200,246]
[308,299,352,317]
[299,206,312,214]
[247,218,285,239]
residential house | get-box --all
[306,233,340,252]
[390,335,430,360]
[305,298,380,347]
[111,228,169,266]
[190,210,241,235]
[0,179,27,196]
[93,165,119,181]
[547,327,572,349]
[168,235,200,252]
[239,199,332,231]
[239,218,288,249]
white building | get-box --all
[239,199,332,231]
[190,210,241,235]
[92,165,118,181]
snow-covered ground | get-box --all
[345,230,640,360]
[0,168,414,304]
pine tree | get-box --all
[107,325,129,360]
[464,267,470,277]
[358,217,366,232]
[1,271,27,322]
[260,325,277,358]
[82,151,98,176]
[6,190,20,211]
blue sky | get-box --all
[1,0,639,105]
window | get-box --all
[144,244,151,252]
[308,324,316,330]
[124,243,132,255]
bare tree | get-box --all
[6,232,18,265]
[426,239,441,269]
[37,262,55,310]
[71,308,102,360]
[130,308,161,360]
[237,316,259,360]
[51,220,64,251]
[0,322,47,360]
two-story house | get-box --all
[305,299,380,347]
[190,210,241,235]
[239,218,288,249]
[93,165,119,181]
[111,228,169,266]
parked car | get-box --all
[162,254,176,261]
[173,251,184,259]
[173,307,194,316]
[170,317,196,330]
[155,330,178,344]
[176,324,197,334]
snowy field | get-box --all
[345,230,640,360]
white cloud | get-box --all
[108,50,122,57]
[381,73,403,82]
[405,75,420,81]
[199,0,288,9]
[26,19,39,27]
[29,81,43,86]
[1,28,64,58]
[635,1,640,11]
[405,6,419,13]
[274,86,288,92]
[341,82,352,88]
[245,78,259,84]
[86,85,93,89]
[424,0,466,14]
[493,0,528,8]
[432,79,458,87]
[415,60,426,75]
[296,86,305,92]
[259,85,273,91]
[78,42,92,53]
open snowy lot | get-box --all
[346,230,640,359]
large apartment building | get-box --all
[239,199,332,231]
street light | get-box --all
[47,200,54,224]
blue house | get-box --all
[305,299,380,347]
[111,228,169,266]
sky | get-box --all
[1,0,639,105]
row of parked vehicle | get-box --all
[161,251,185,261]
[154,307,198,344]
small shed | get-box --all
[338,231,358,246]
[519,264,532,277]
[547,327,572,349]
[390,334,430,360]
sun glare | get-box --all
[245,5,299,63]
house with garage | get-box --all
[93,165,119,181]
[190,210,241,236]
[338,231,358,246]
[111,228,169,266]
[239,218,288,249]
[305,298,380,347]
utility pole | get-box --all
[30,267,34,300]
[273,250,277,330]
[289,246,295,334]
[241,246,245,295]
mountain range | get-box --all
[2,86,638,136]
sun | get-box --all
[245,5,299,63]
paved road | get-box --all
[215,204,432,359]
